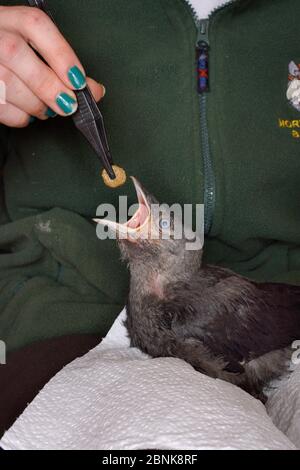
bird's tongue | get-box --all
[93,177,151,240]
[127,202,149,230]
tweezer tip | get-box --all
[107,168,116,180]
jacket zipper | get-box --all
[196,19,214,235]
[183,0,236,235]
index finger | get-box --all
[0,6,87,90]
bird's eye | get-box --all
[159,218,170,230]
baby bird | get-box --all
[95,178,300,401]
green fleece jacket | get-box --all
[1,0,300,351]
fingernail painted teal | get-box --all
[56,93,77,114]
[29,116,36,124]
[68,66,86,89]
[45,107,57,118]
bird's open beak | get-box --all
[93,177,151,240]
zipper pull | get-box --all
[196,19,209,94]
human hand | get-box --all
[0,6,105,127]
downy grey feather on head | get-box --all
[95,178,300,402]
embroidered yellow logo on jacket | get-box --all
[278,61,300,139]
[278,119,300,138]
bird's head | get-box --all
[94,178,203,291]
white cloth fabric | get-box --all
[0,309,297,451]
[188,0,231,18]
[267,363,300,449]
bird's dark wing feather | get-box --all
[164,267,300,368]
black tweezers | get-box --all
[27,0,116,180]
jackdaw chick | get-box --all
[95,178,300,402]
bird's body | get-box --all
[126,264,300,401]
[95,178,300,401]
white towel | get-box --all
[0,309,296,450]
[267,358,300,449]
